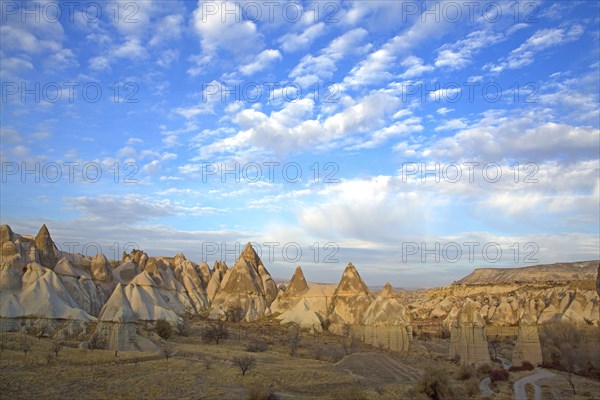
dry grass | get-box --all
[4,318,596,399]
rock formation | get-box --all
[276,298,323,331]
[512,312,542,367]
[209,243,277,322]
[360,283,410,352]
[449,298,491,365]
[328,262,374,327]
[96,284,158,352]
[34,224,60,268]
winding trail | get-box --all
[479,357,512,397]
[513,368,560,400]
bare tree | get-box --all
[560,343,577,395]
[51,340,63,358]
[161,341,176,362]
[20,335,31,357]
[203,321,229,344]
[175,318,191,337]
[489,336,501,361]
[232,355,256,376]
[287,327,301,357]
[89,331,107,350]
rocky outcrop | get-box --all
[328,263,374,326]
[449,298,490,365]
[209,243,277,321]
[512,312,542,367]
[276,298,323,331]
[95,284,158,352]
[34,224,59,268]
[360,283,410,352]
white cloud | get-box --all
[434,119,468,132]
[149,14,184,46]
[435,30,504,70]
[189,0,263,73]
[239,49,282,76]
[399,56,434,79]
[486,25,584,73]
[437,107,453,116]
[290,28,369,86]
[278,22,325,52]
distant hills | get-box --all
[457,261,599,285]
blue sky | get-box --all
[1,0,599,287]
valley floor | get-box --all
[1,320,598,400]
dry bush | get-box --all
[51,340,63,358]
[232,355,256,376]
[540,321,600,382]
[287,327,301,357]
[489,369,509,383]
[476,363,492,376]
[203,321,229,344]
[416,366,452,400]
[175,318,191,337]
[154,319,173,340]
[455,364,475,380]
[246,339,269,353]
[88,332,107,350]
[161,341,176,362]
[245,380,278,400]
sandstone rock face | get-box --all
[34,224,59,268]
[512,313,543,367]
[276,298,323,331]
[449,299,491,366]
[209,243,277,322]
[96,286,158,351]
[360,283,410,352]
[328,263,374,326]
[271,266,310,313]
[91,253,113,283]
[54,257,105,316]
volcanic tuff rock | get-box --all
[360,283,411,352]
[34,224,60,268]
[209,243,276,321]
[328,262,374,326]
[276,298,323,331]
[512,312,543,367]
[449,298,491,366]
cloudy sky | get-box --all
[1,0,598,287]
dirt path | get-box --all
[513,368,560,400]
[479,357,512,397]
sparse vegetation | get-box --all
[203,321,229,344]
[488,336,500,361]
[416,366,452,400]
[246,339,269,353]
[51,340,63,358]
[489,369,509,383]
[175,318,191,337]
[88,332,107,350]
[154,319,173,340]
[161,341,176,362]
[286,327,301,357]
[540,321,600,381]
[232,355,256,376]
[456,364,475,380]
[245,380,278,400]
